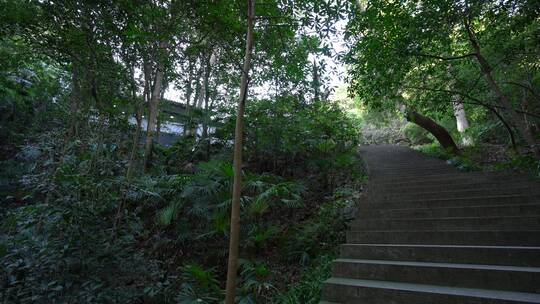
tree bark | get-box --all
[490,107,517,151]
[452,97,473,146]
[126,64,143,179]
[196,60,206,108]
[464,20,540,159]
[202,52,214,159]
[406,111,459,154]
[143,44,166,171]
[224,1,255,303]
[184,58,194,136]
[67,63,81,139]
[156,85,166,144]
[312,59,320,101]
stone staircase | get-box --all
[320,145,540,304]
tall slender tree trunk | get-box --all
[143,44,166,171]
[312,59,320,101]
[186,64,203,137]
[224,1,255,302]
[126,64,143,179]
[68,63,80,139]
[184,59,194,136]
[465,20,540,159]
[452,96,473,146]
[202,52,214,159]
[196,63,206,109]
[156,86,166,145]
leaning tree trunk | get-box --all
[406,111,459,154]
[143,44,166,171]
[224,1,255,303]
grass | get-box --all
[413,142,540,178]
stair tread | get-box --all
[333,258,540,272]
[324,278,540,303]
[349,229,540,232]
[361,203,540,212]
[358,215,540,221]
[322,145,540,302]
[341,243,540,250]
[375,193,540,203]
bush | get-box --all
[403,123,432,145]
[219,97,361,183]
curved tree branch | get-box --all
[404,86,521,150]
[504,81,540,103]
[404,86,540,119]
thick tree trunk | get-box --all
[143,45,166,171]
[224,1,255,303]
[406,111,459,154]
[465,21,540,159]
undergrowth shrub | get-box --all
[220,97,361,184]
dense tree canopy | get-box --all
[346,0,540,156]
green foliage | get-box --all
[0,1,368,303]
[346,0,540,157]
[0,38,64,144]
[1,196,152,303]
[404,123,433,145]
[493,155,540,178]
[236,259,275,303]
[220,97,361,187]
[283,182,363,266]
[176,264,221,303]
[413,143,483,172]
[273,254,336,304]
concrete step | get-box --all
[369,167,455,174]
[321,145,540,303]
[359,194,540,210]
[340,244,540,267]
[350,216,540,231]
[371,187,540,201]
[322,278,540,303]
[370,172,526,186]
[346,230,540,246]
[369,168,459,176]
[371,166,459,171]
[370,180,539,194]
[331,259,540,293]
[357,203,540,219]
